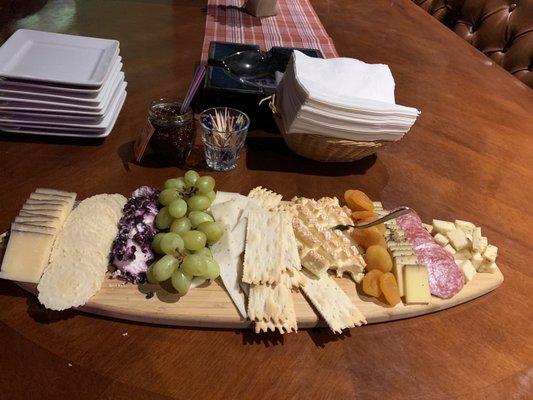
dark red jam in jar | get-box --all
[148,99,195,166]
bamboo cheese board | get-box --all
[16,267,503,329]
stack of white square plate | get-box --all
[0,29,127,138]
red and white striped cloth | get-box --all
[201,0,338,62]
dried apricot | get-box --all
[351,210,377,221]
[365,245,393,273]
[362,269,383,298]
[344,190,374,212]
[379,272,401,306]
[351,227,386,249]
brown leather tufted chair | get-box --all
[413,0,533,88]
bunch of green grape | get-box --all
[148,170,224,295]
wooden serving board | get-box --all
[17,268,504,329]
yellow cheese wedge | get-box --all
[0,230,55,283]
[403,265,431,305]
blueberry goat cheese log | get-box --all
[112,186,160,283]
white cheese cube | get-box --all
[434,233,449,246]
[454,220,475,235]
[443,244,456,254]
[483,244,498,263]
[471,252,484,271]
[471,227,482,252]
[459,260,477,283]
[454,248,472,260]
[423,223,433,234]
[446,229,470,251]
[476,236,488,254]
[403,265,431,304]
[479,260,498,274]
[432,219,456,234]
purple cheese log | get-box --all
[111,186,160,283]
[396,211,464,299]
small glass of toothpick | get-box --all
[199,107,250,171]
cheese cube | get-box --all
[459,260,477,283]
[434,233,449,246]
[392,261,405,297]
[483,244,498,263]
[403,265,431,304]
[446,229,470,251]
[423,223,433,234]
[471,227,482,252]
[443,244,456,254]
[476,236,488,254]
[455,220,475,235]
[454,248,472,260]
[471,252,484,270]
[479,260,498,274]
[432,219,456,234]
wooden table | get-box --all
[1,1,532,399]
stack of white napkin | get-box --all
[276,51,420,141]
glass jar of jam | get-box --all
[148,99,195,166]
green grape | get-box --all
[151,232,166,254]
[168,198,187,218]
[155,207,173,230]
[195,247,213,259]
[206,190,216,202]
[204,258,221,279]
[188,211,213,228]
[184,170,200,187]
[160,232,185,257]
[197,221,224,244]
[181,230,207,251]
[181,254,208,276]
[158,188,181,206]
[170,217,191,235]
[164,177,186,192]
[146,266,159,284]
[152,255,178,282]
[171,269,192,295]
[195,176,216,194]
[187,194,211,211]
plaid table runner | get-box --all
[201,0,338,62]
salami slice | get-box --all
[396,212,464,299]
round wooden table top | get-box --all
[1,1,532,399]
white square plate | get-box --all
[0,29,119,87]
[0,90,127,138]
[0,58,122,105]
[0,81,127,115]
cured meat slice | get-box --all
[396,211,464,299]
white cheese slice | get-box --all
[432,219,456,234]
[210,197,250,231]
[11,222,57,235]
[403,265,431,304]
[14,217,58,229]
[35,188,76,198]
[446,229,470,251]
[19,209,63,219]
[211,191,248,207]
[0,230,55,283]
[22,203,63,212]
[30,192,72,202]
[211,232,247,318]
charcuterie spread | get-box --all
[0,173,504,334]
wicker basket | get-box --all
[268,95,388,162]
